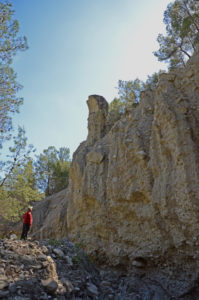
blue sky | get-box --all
[11,0,172,157]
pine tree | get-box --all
[0,1,28,148]
[0,128,42,222]
[0,160,42,222]
[35,146,71,196]
[154,0,199,69]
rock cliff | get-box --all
[31,189,68,239]
[65,51,199,297]
[25,51,199,298]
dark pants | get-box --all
[21,223,30,240]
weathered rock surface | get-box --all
[0,236,64,299]
[66,51,199,297]
[31,189,68,239]
[87,95,109,146]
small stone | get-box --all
[52,248,64,257]
[33,241,39,246]
[9,234,18,240]
[31,264,42,270]
[9,283,17,293]
[41,246,48,254]
[87,282,99,296]
[0,280,9,289]
[41,278,58,295]
[42,261,49,268]
[132,260,145,268]
[64,255,73,266]
[39,292,48,300]
[38,254,47,261]
[101,280,112,287]
[61,278,74,292]
[0,290,9,298]
[0,269,5,276]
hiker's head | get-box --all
[28,206,33,211]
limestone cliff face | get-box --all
[31,189,68,239]
[24,52,199,297]
[67,51,199,277]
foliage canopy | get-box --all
[35,146,71,196]
[154,0,199,69]
[0,1,28,148]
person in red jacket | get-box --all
[20,206,33,240]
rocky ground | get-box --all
[0,235,199,300]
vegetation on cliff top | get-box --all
[108,0,199,123]
[154,0,199,69]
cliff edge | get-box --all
[65,51,199,297]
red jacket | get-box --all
[23,211,33,226]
